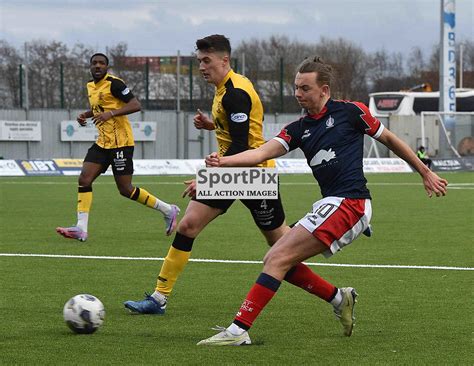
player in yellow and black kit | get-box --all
[56,53,180,242]
[125,36,344,320]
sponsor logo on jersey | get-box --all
[230,113,248,123]
[302,129,311,139]
[326,115,335,128]
[121,87,130,95]
[309,148,336,167]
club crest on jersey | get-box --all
[325,115,335,128]
[309,148,336,167]
[230,113,248,123]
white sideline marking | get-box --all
[0,253,472,271]
[0,180,473,187]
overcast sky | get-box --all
[1,0,473,57]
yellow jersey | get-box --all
[86,73,135,148]
[212,70,275,168]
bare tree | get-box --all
[368,49,407,92]
[63,43,95,109]
[403,46,440,91]
[26,40,70,108]
[315,37,369,102]
[0,40,22,108]
[234,35,315,112]
[407,47,426,80]
[109,42,147,104]
[459,39,474,87]
[234,36,371,108]
[1,36,470,112]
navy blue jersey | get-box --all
[274,99,384,199]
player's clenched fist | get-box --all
[205,152,220,167]
[77,113,88,126]
[194,109,215,130]
[182,179,197,198]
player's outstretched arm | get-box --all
[377,128,448,197]
[206,139,287,167]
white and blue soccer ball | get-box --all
[63,294,105,334]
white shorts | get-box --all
[297,196,372,258]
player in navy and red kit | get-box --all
[199,56,448,346]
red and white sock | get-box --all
[232,272,281,330]
[284,263,337,302]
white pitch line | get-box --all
[1,181,473,187]
[0,253,472,271]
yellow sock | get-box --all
[130,187,157,209]
[77,187,92,232]
[77,187,92,212]
[155,246,191,296]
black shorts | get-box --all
[84,143,134,176]
[194,194,286,231]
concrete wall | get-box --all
[1,109,447,160]
[0,109,305,160]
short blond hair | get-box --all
[296,56,333,87]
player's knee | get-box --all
[119,185,134,197]
[263,250,292,273]
[176,217,201,238]
[78,174,93,187]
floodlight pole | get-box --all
[176,50,181,158]
[439,0,456,114]
[459,43,463,88]
[19,64,23,108]
[177,50,181,112]
[439,0,456,157]
[145,60,149,109]
[24,42,30,114]
[421,112,427,147]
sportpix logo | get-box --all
[196,168,278,199]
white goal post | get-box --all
[421,111,474,158]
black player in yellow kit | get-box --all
[124,36,344,323]
[56,53,180,242]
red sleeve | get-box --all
[273,119,303,151]
[348,101,384,138]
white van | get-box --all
[368,88,474,117]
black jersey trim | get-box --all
[222,80,251,156]
[108,76,134,103]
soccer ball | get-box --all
[63,294,105,334]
